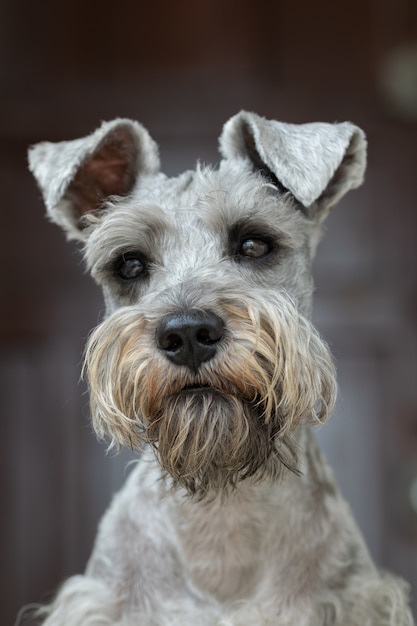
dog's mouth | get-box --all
[179,384,219,394]
[174,381,252,402]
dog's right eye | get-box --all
[239,238,271,259]
[116,254,146,280]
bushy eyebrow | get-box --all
[196,185,308,253]
[84,203,174,273]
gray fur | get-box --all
[24,112,414,625]
[28,118,160,239]
[219,111,367,214]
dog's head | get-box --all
[29,112,366,496]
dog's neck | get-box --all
[160,427,335,602]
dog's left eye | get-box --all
[239,238,271,259]
[116,254,146,280]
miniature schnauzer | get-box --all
[27,111,414,625]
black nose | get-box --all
[156,309,225,372]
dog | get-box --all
[26,111,414,625]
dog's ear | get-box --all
[28,119,160,240]
[219,111,367,218]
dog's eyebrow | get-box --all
[226,217,305,255]
[196,185,308,252]
[85,203,174,271]
[228,217,287,240]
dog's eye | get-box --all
[239,238,271,259]
[116,254,146,280]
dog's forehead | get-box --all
[130,161,306,231]
[85,160,311,282]
[135,170,196,209]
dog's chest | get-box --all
[171,485,279,602]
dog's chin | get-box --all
[145,387,296,498]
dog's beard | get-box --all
[141,385,296,496]
[84,294,337,496]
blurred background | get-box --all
[1,0,417,623]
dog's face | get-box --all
[29,112,366,496]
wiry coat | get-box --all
[25,112,414,625]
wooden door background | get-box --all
[1,1,417,623]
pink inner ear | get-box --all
[85,151,132,197]
[69,128,138,217]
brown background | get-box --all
[1,0,417,623]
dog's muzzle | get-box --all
[84,293,337,495]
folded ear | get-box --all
[219,111,367,218]
[28,118,160,240]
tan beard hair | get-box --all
[84,295,337,497]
